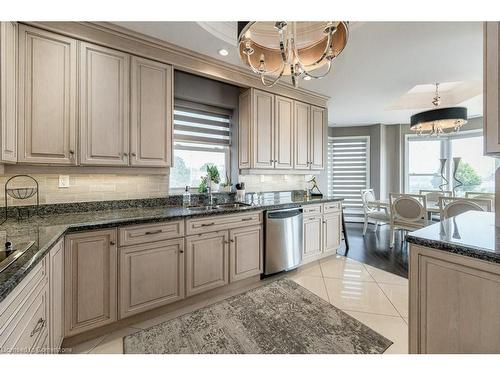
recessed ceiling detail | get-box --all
[197,22,237,46]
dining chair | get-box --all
[419,189,453,220]
[439,196,492,220]
[389,193,428,248]
[360,189,390,236]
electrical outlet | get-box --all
[59,175,70,188]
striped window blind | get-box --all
[173,99,232,146]
[328,136,370,215]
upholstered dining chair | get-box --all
[439,196,492,220]
[464,192,495,210]
[419,189,453,220]
[389,193,428,248]
[360,189,390,236]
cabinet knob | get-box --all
[230,239,235,243]
[131,152,136,157]
[179,250,184,254]
[110,241,116,246]
[123,152,128,157]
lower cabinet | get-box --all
[119,238,185,319]
[185,231,229,297]
[323,213,341,254]
[229,225,263,283]
[303,215,323,260]
[48,239,64,351]
[64,229,118,337]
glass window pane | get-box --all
[451,135,497,193]
[408,175,442,194]
[408,139,441,174]
[170,148,227,189]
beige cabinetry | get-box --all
[64,229,117,337]
[18,25,77,165]
[79,42,130,166]
[48,239,64,351]
[239,88,326,171]
[130,56,173,167]
[0,22,18,163]
[409,244,500,353]
[229,225,263,282]
[185,230,229,297]
[302,202,342,264]
[303,214,323,260]
[119,238,184,318]
[484,22,500,155]
[0,257,49,353]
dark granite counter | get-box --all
[406,211,500,264]
[0,194,342,303]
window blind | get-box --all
[174,99,232,146]
[328,136,370,214]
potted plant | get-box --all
[198,164,220,193]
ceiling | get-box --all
[112,21,483,127]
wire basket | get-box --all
[6,187,38,200]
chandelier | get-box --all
[237,21,349,88]
[410,83,468,136]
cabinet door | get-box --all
[64,229,117,337]
[274,95,294,169]
[303,215,322,259]
[229,225,263,282]
[238,90,251,168]
[185,231,229,297]
[18,25,77,164]
[0,22,17,163]
[119,238,184,319]
[130,56,172,167]
[323,213,341,254]
[484,22,500,155]
[310,106,325,170]
[49,239,64,351]
[253,89,274,168]
[80,42,129,166]
[294,101,310,170]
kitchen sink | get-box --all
[187,202,250,212]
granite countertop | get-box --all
[406,211,500,264]
[0,194,342,303]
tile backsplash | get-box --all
[0,174,169,207]
[0,172,313,207]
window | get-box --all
[328,136,370,214]
[169,100,232,190]
[405,130,498,195]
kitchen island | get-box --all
[406,211,500,353]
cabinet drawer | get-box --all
[323,202,342,213]
[1,283,49,354]
[119,221,184,246]
[0,258,47,339]
[302,204,322,216]
[186,212,262,235]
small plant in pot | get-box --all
[198,163,220,193]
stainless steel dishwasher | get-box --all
[264,207,303,275]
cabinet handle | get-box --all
[131,152,137,157]
[270,159,273,163]
[30,318,45,337]
[230,239,235,243]
[144,230,162,235]
[123,152,128,157]
[200,223,215,227]
[69,150,75,158]
[110,241,116,246]
[241,217,253,221]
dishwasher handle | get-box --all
[266,208,303,220]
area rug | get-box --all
[123,279,392,354]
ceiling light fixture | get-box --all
[410,83,468,136]
[218,49,229,56]
[237,21,349,88]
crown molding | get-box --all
[24,21,329,108]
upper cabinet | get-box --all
[18,25,77,165]
[79,42,130,166]
[130,56,173,167]
[0,22,17,163]
[484,22,500,156]
[239,88,326,172]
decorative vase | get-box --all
[439,158,449,192]
[452,157,463,194]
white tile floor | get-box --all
[69,255,408,354]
